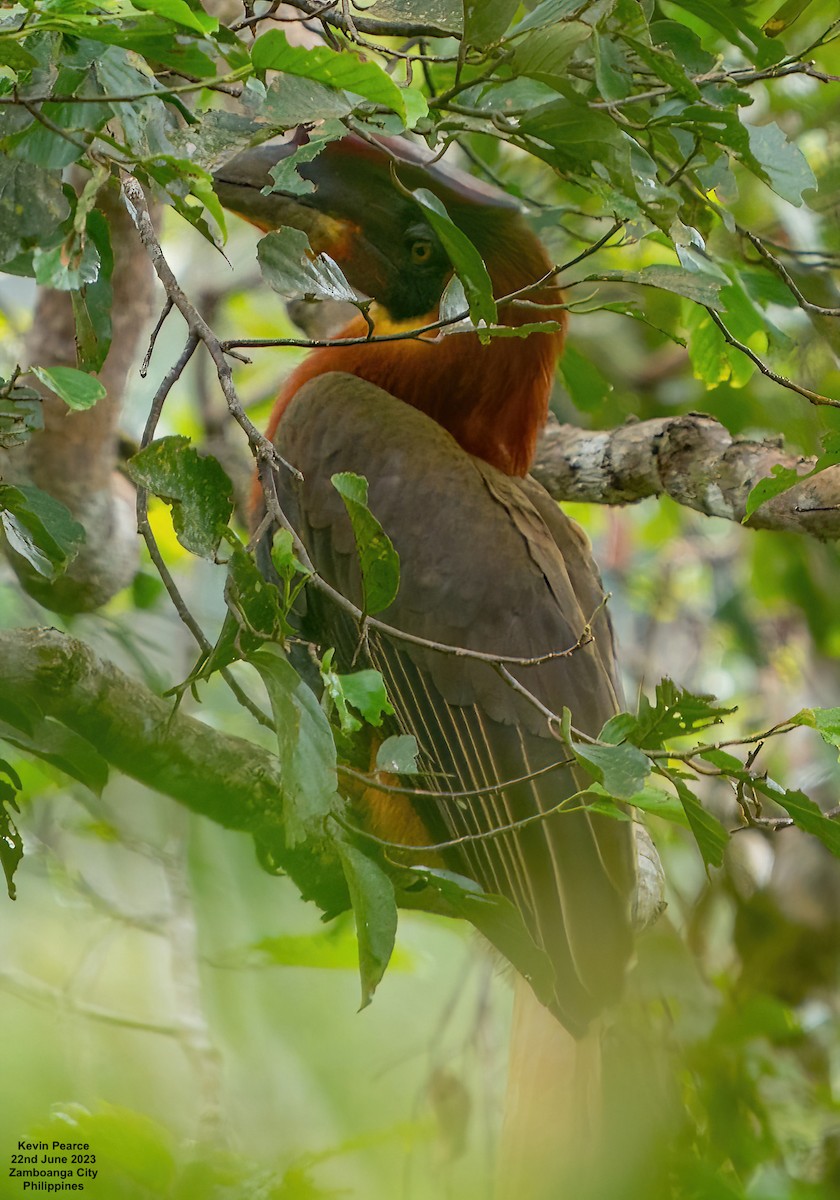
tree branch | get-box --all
[3,181,157,612]
[531,413,840,540]
[0,627,284,832]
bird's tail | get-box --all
[496,977,602,1200]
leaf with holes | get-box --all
[128,437,233,559]
[258,227,356,305]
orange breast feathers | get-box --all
[263,221,566,480]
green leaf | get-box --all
[569,736,651,800]
[223,536,284,651]
[30,365,106,410]
[336,839,397,1008]
[376,735,420,776]
[29,1105,177,1196]
[0,158,69,266]
[0,717,109,797]
[511,0,589,35]
[0,382,43,450]
[511,23,591,84]
[0,483,85,579]
[331,472,400,615]
[264,122,345,197]
[673,776,729,869]
[257,227,356,304]
[580,265,725,309]
[417,868,556,1009]
[251,31,417,123]
[754,779,840,858]
[242,928,412,971]
[793,707,840,753]
[559,345,613,412]
[763,0,817,36]
[745,122,816,206]
[33,235,101,292]
[251,647,340,846]
[622,34,702,101]
[635,680,735,748]
[0,782,22,901]
[409,188,497,327]
[463,0,519,46]
[252,75,355,127]
[744,463,802,519]
[132,0,218,35]
[127,436,233,559]
[72,209,114,373]
[82,20,218,78]
[321,652,394,734]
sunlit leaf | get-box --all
[30,365,106,410]
[127,436,233,559]
[257,227,356,304]
[376,735,420,776]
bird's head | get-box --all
[213,134,557,327]
[214,133,565,476]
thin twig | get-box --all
[705,307,840,410]
[332,789,591,853]
[337,754,576,801]
[140,298,175,379]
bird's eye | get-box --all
[410,239,433,265]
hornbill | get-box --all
[215,134,643,1193]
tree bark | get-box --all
[532,412,840,540]
[0,627,284,832]
[3,182,158,612]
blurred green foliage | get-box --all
[1,1,840,1198]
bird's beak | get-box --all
[215,136,414,305]
[214,134,522,305]
[213,139,349,251]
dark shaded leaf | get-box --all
[636,679,735,748]
[409,187,496,327]
[0,160,70,265]
[0,483,85,579]
[418,868,556,1009]
[251,647,340,845]
[0,383,43,449]
[559,345,613,412]
[336,838,398,1008]
[0,717,108,796]
[0,781,22,901]
[331,472,400,615]
[463,0,519,46]
[673,776,729,869]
